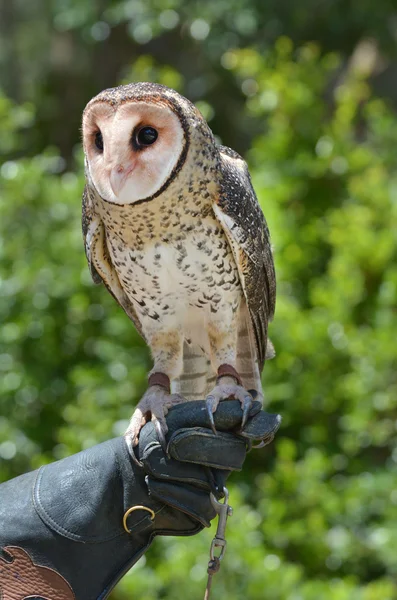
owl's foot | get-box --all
[205,364,253,435]
[125,373,186,449]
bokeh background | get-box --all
[1,1,397,598]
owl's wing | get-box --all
[82,184,144,338]
[82,184,103,284]
[213,146,276,369]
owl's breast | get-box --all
[105,211,243,331]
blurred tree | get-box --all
[1,2,397,598]
[1,0,397,159]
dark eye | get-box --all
[94,130,103,152]
[136,126,158,147]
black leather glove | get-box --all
[0,400,279,600]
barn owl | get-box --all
[81,83,276,448]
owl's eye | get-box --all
[135,126,158,147]
[94,130,104,152]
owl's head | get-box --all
[82,83,211,205]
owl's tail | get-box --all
[172,300,268,403]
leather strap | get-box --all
[148,372,171,393]
[216,364,242,387]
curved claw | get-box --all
[206,395,218,435]
[241,394,253,429]
[154,418,169,456]
[125,435,144,468]
[252,433,275,449]
[252,440,266,449]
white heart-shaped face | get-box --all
[82,100,186,204]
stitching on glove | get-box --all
[32,468,125,544]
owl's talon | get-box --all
[125,436,144,468]
[241,394,253,429]
[205,381,253,432]
[125,385,186,448]
[252,440,266,449]
[205,395,218,435]
[154,417,168,455]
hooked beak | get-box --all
[110,163,135,196]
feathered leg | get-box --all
[126,328,186,446]
[205,305,253,433]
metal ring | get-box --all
[210,486,229,510]
[123,505,155,534]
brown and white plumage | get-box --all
[216,145,276,366]
[81,82,276,444]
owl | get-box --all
[81,82,276,449]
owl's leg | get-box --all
[205,314,253,434]
[125,329,186,447]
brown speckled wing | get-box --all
[82,184,144,339]
[213,146,276,369]
[82,184,102,284]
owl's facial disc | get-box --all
[83,101,185,204]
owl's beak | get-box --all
[110,163,135,196]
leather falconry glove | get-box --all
[0,399,280,600]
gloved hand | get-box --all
[0,399,280,600]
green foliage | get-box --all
[0,150,149,477]
[1,4,397,598]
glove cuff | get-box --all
[0,437,203,600]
